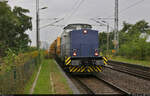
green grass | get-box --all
[24,66,39,94]
[33,58,72,94]
[109,55,150,67]
[49,59,73,94]
[33,59,52,94]
[24,51,46,94]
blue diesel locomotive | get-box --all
[59,23,108,73]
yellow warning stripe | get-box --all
[65,57,71,63]
[91,66,95,72]
[77,66,84,72]
[99,66,103,71]
[66,60,71,65]
[89,66,93,72]
[77,67,80,72]
[73,67,79,72]
[96,66,102,72]
[95,67,99,72]
[103,57,108,62]
[104,61,107,65]
[70,66,76,72]
[68,66,103,72]
[99,65,102,69]
[87,68,91,72]
[92,66,98,72]
[69,66,72,70]
[81,67,86,72]
[72,67,76,72]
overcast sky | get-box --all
[7,0,150,46]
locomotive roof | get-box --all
[63,23,92,30]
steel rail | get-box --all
[105,62,150,81]
[71,75,129,95]
[95,75,131,95]
[109,60,150,71]
[72,77,95,94]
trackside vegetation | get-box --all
[0,1,32,57]
[0,1,43,94]
[33,58,72,94]
[109,55,150,67]
[0,51,39,94]
[99,20,150,64]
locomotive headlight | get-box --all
[83,30,87,34]
[94,49,99,56]
[73,52,77,56]
[95,52,99,56]
[73,49,77,56]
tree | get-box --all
[12,6,32,52]
[99,20,150,60]
[119,20,150,60]
[99,31,114,54]
[0,1,32,56]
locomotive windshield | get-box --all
[63,23,92,32]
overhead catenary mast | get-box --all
[114,0,119,52]
[36,0,39,49]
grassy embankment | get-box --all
[23,51,43,94]
[33,59,72,94]
[0,50,39,94]
[24,66,39,94]
[24,51,72,94]
[108,55,150,67]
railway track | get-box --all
[109,60,150,71]
[106,60,150,80]
[72,76,94,94]
[56,58,150,94]
[69,75,130,95]
[95,75,130,94]
[55,57,131,94]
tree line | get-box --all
[0,1,32,57]
[99,20,150,60]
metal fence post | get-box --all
[0,64,1,71]
[13,66,16,80]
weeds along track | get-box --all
[107,60,150,80]
[69,75,130,95]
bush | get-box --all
[0,50,40,94]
